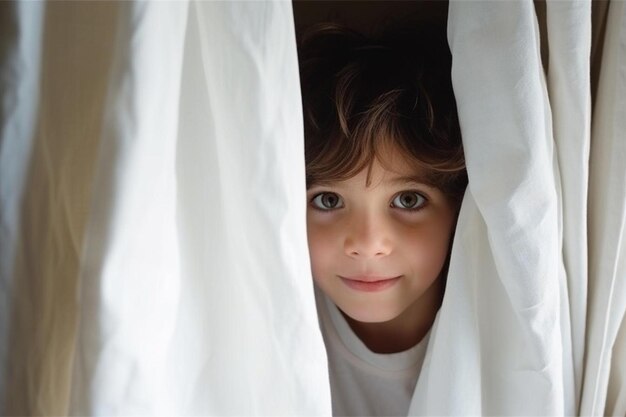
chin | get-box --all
[340,304,402,324]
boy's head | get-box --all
[298,21,467,332]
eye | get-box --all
[391,191,426,210]
[311,192,344,211]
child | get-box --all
[297,20,468,416]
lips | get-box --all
[339,275,402,292]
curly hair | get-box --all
[297,20,467,205]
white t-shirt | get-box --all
[314,286,431,417]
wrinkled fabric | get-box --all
[581,0,626,415]
[408,1,624,415]
[410,2,571,413]
[1,1,330,415]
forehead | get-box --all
[372,142,416,172]
[314,143,432,189]
[361,155,429,189]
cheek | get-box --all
[401,218,454,275]
[306,222,336,280]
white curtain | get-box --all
[0,1,624,415]
[412,1,582,414]
[582,1,626,414]
[1,1,330,415]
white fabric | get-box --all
[408,1,625,415]
[315,286,429,416]
[1,1,625,415]
[410,1,569,414]
[607,316,626,416]
[1,1,330,415]
[545,2,592,406]
[580,1,626,415]
[1,2,121,412]
[0,0,45,408]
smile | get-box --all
[339,276,402,292]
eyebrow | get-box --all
[385,175,438,189]
[308,175,439,190]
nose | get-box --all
[343,212,393,258]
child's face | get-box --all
[306,145,457,324]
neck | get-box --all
[340,279,444,354]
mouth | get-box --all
[339,275,402,292]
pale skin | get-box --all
[306,144,457,354]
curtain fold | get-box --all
[0,0,46,412]
[410,1,569,414]
[68,1,190,413]
[581,0,626,415]
[544,1,591,408]
[1,2,118,414]
[1,1,330,415]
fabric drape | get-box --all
[413,3,567,414]
[1,1,330,415]
[581,1,626,414]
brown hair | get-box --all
[297,20,467,205]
